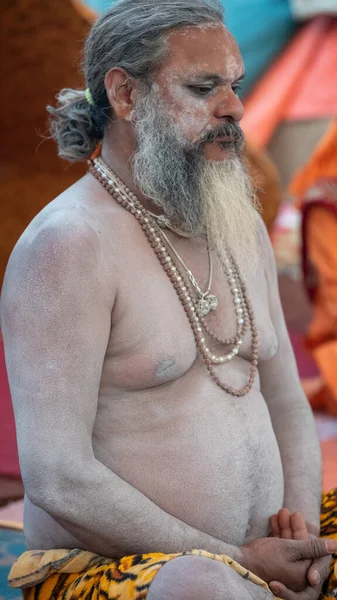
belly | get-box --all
[93,380,284,547]
[25,373,284,550]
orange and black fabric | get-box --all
[8,490,337,600]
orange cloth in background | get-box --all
[242,17,337,148]
[290,120,337,200]
[70,0,96,21]
[290,120,337,415]
[305,207,337,416]
[245,139,281,232]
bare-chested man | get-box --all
[2,1,337,599]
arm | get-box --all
[0,210,240,559]
[258,223,322,535]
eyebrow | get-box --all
[186,71,246,85]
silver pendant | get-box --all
[197,294,219,316]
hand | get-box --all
[269,555,332,600]
[270,509,309,540]
[269,582,325,600]
[269,510,332,594]
[240,536,337,593]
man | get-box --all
[2,1,337,599]
[290,120,337,417]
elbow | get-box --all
[22,456,83,517]
[23,468,61,514]
[24,478,59,515]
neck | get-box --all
[101,125,164,216]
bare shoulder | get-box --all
[4,174,118,276]
[1,175,118,324]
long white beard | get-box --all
[198,157,262,274]
[131,88,262,274]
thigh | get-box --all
[147,554,273,600]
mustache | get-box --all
[198,121,245,151]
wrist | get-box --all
[238,544,253,571]
[219,543,245,565]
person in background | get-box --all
[291,120,337,416]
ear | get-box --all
[104,68,138,121]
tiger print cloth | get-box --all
[8,489,337,600]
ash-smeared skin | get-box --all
[2,177,284,555]
[1,23,321,594]
[156,27,244,150]
[2,180,320,556]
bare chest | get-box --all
[94,227,284,545]
[101,232,278,392]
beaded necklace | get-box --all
[159,229,218,317]
[89,156,259,397]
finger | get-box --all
[296,537,337,560]
[278,508,293,539]
[307,555,332,587]
[269,581,296,599]
[270,514,281,537]
[290,512,309,540]
[270,581,318,600]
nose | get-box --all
[214,89,244,123]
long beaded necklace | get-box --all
[93,157,250,345]
[159,229,218,317]
[89,156,259,397]
[94,158,219,316]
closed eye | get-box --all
[188,85,215,96]
[232,84,242,95]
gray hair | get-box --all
[48,0,224,162]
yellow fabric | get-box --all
[8,490,337,600]
[9,549,279,600]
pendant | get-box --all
[196,294,219,316]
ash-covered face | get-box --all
[154,24,246,160]
[131,25,261,272]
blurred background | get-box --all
[0,0,337,573]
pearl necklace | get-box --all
[95,160,219,317]
[159,229,219,317]
[93,157,249,344]
[89,157,259,397]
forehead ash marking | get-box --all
[165,26,243,81]
[226,54,241,80]
[177,22,222,35]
